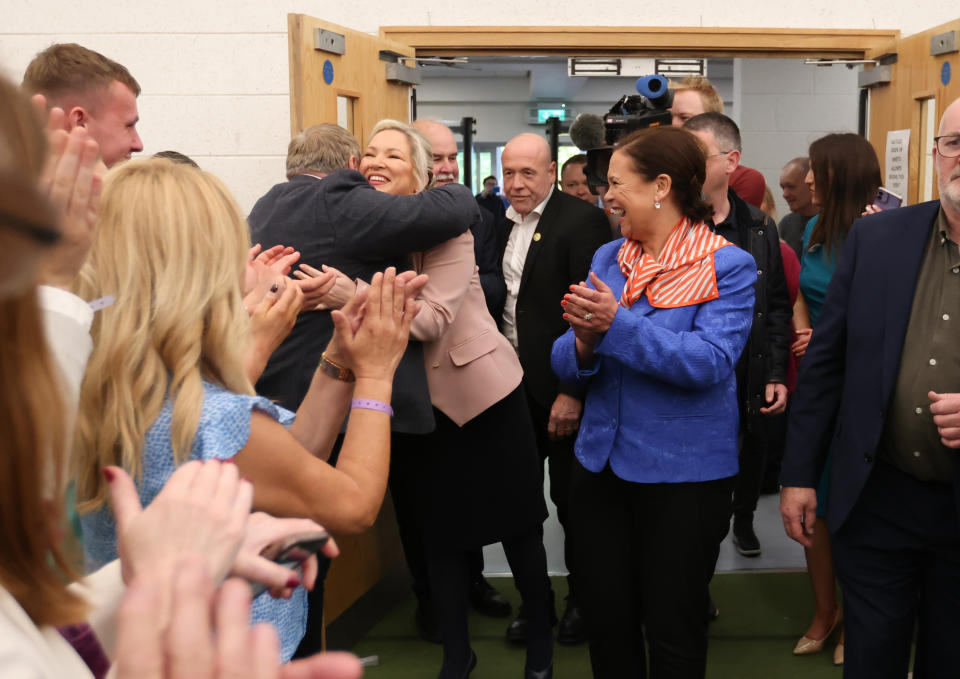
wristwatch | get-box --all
[318,353,355,382]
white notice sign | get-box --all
[885,129,910,203]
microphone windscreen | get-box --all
[569,113,606,150]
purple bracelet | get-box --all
[351,398,394,417]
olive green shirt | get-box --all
[880,208,960,482]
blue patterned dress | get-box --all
[81,381,306,661]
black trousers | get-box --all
[832,460,960,679]
[570,462,734,679]
[525,388,579,599]
[390,432,488,602]
[731,412,767,520]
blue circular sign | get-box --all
[323,60,334,85]
[942,61,951,86]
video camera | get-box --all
[570,74,674,195]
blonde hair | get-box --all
[367,119,432,192]
[75,159,254,512]
[672,76,724,114]
[0,73,87,627]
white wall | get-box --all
[734,58,861,220]
[2,1,954,212]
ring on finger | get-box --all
[584,312,593,321]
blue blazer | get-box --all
[779,200,955,531]
[551,240,756,483]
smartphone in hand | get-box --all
[250,530,330,597]
[873,187,903,211]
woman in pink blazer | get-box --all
[359,120,553,679]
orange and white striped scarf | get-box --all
[616,217,730,309]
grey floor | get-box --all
[482,470,805,576]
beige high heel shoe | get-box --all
[793,608,842,655]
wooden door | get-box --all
[866,17,960,204]
[286,14,415,626]
[288,14,416,143]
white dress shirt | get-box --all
[501,188,554,348]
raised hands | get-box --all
[245,281,304,382]
[293,263,354,311]
[116,558,364,679]
[31,94,104,289]
[244,244,301,309]
[328,267,417,382]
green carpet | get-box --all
[350,572,843,678]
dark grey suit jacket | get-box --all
[248,169,479,433]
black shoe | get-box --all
[438,649,477,679]
[556,599,586,645]
[415,600,442,644]
[506,596,558,644]
[524,662,553,679]
[732,518,762,557]
[469,576,512,617]
[707,594,719,622]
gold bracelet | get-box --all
[318,352,355,382]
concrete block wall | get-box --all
[735,58,861,220]
[2,1,954,213]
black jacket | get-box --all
[248,170,478,432]
[711,188,791,415]
[497,189,612,409]
[474,205,507,318]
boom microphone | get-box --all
[569,113,606,150]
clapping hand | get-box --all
[31,94,104,289]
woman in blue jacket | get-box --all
[552,125,756,679]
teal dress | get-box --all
[798,215,838,516]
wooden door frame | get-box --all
[379,26,899,59]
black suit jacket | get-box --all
[780,200,960,530]
[248,170,479,433]
[498,189,612,409]
[474,205,507,318]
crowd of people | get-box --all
[2,40,960,679]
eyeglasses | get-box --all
[706,150,735,159]
[935,135,960,158]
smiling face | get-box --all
[602,150,663,240]
[80,80,143,167]
[359,129,419,196]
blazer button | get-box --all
[432,361,440,368]
[864,453,874,463]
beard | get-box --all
[940,169,960,211]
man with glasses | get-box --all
[684,114,791,565]
[780,97,960,678]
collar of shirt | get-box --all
[506,187,554,225]
[935,207,960,268]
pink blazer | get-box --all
[411,232,523,427]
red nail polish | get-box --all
[561,300,568,306]
[101,467,115,482]
[286,576,301,588]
